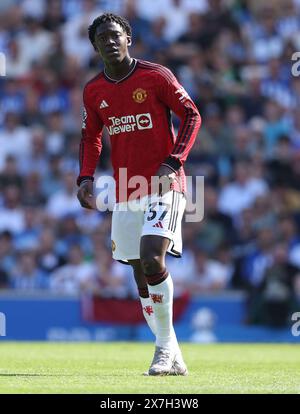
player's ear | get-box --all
[127,36,132,46]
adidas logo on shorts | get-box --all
[153,222,163,228]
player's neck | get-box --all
[104,56,135,82]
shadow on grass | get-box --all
[0,373,74,377]
[0,373,131,377]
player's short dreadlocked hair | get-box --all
[88,13,132,47]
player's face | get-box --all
[93,21,131,64]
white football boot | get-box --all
[169,350,188,376]
[148,346,176,376]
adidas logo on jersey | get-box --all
[100,100,109,108]
[153,221,163,228]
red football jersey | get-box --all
[78,59,201,202]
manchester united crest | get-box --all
[133,88,147,103]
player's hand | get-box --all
[154,164,176,196]
[155,164,176,178]
[77,180,96,209]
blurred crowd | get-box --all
[1,0,300,325]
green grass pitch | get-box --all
[0,342,299,394]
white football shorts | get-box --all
[111,191,186,263]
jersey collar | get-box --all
[103,59,138,84]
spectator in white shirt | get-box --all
[218,160,268,218]
[187,249,229,294]
[0,112,32,170]
[50,244,95,295]
[0,185,25,234]
[46,171,82,219]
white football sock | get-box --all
[140,292,184,362]
[171,327,183,360]
[148,274,174,350]
[140,296,156,336]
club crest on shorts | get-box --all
[111,240,116,252]
[132,88,147,103]
[150,293,164,304]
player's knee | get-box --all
[140,254,164,275]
